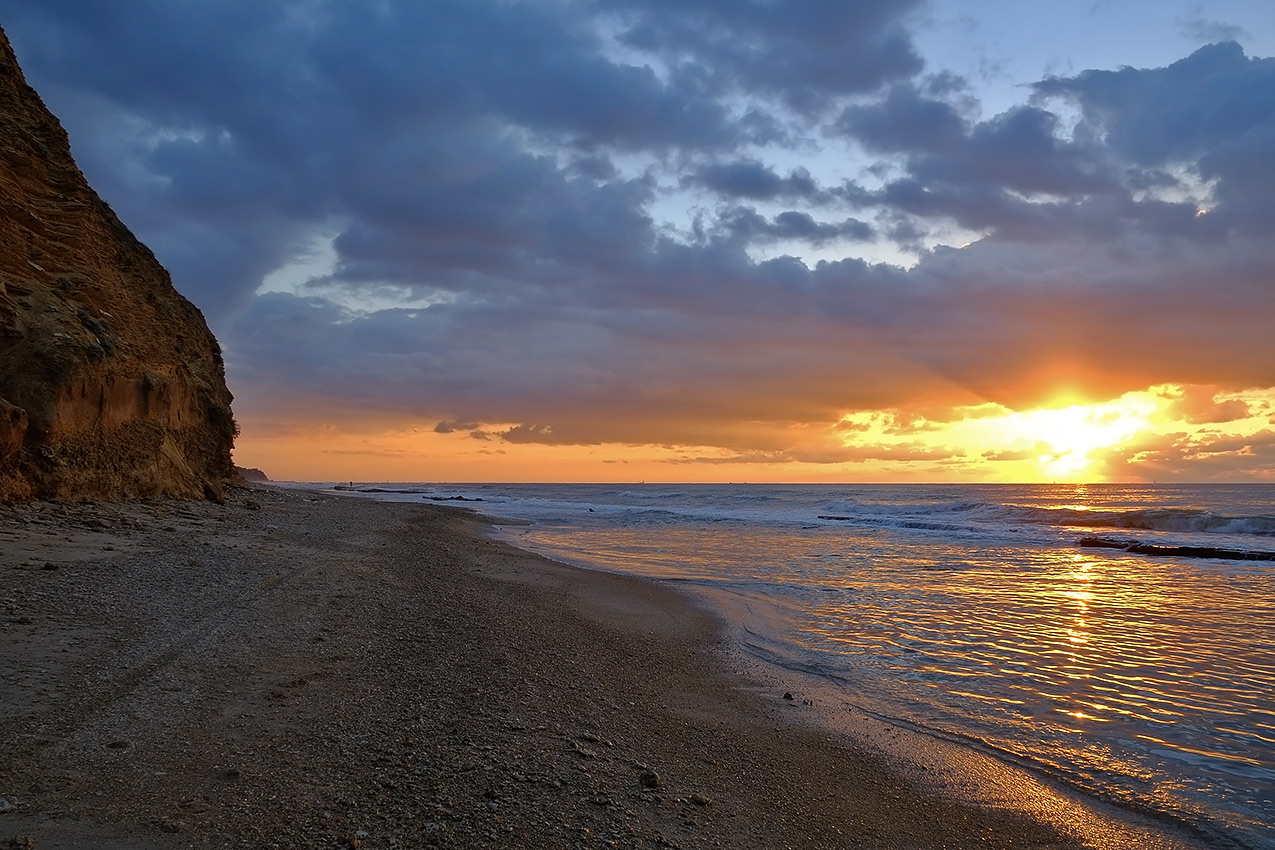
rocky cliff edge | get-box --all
[0,25,236,502]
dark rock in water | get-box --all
[1079,536,1275,562]
[0,26,236,502]
[1077,536,1131,550]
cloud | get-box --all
[1177,17,1250,49]
[834,45,1275,248]
[683,160,824,202]
[838,82,970,153]
[1097,428,1275,481]
[434,420,479,434]
[717,207,875,246]
[606,0,925,111]
[666,442,963,466]
[1160,386,1254,424]
[3,0,768,319]
[1033,42,1275,235]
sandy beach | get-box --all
[0,486,1194,849]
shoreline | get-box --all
[0,486,1202,848]
[488,507,1214,850]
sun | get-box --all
[959,396,1160,481]
[829,391,1166,483]
[1018,405,1149,479]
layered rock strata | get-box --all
[0,24,235,501]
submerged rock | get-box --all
[0,25,235,502]
[1079,536,1275,562]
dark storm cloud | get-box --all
[2,0,776,316]
[4,2,1274,477]
[717,207,875,246]
[1033,42,1275,234]
[835,46,1275,248]
[683,160,824,202]
[909,106,1116,197]
[605,0,926,110]
[837,102,1154,244]
[838,82,970,153]
[322,133,660,297]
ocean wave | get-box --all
[817,515,993,536]
[1056,508,1275,536]
[817,499,1275,539]
[614,490,688,500]
[819,498,993,517]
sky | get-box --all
[4,0,1274,483]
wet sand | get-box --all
[0,486,1194,848]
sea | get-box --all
[313,482,1275,848]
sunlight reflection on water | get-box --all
[509,516,1275,845]
[318,482,1275,845]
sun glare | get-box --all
[950,395,1161,481]
[835,390,1172,482]
[1015,404,1154,479]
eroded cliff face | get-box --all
[0,25,236,502]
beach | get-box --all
[0,486,1193,849]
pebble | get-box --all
[0,798,14,813]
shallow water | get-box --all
[325,482,1275,848]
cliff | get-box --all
[0,25,236,502]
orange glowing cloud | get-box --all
[234,384,1275,483]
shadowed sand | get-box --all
[0,487,1200,848]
